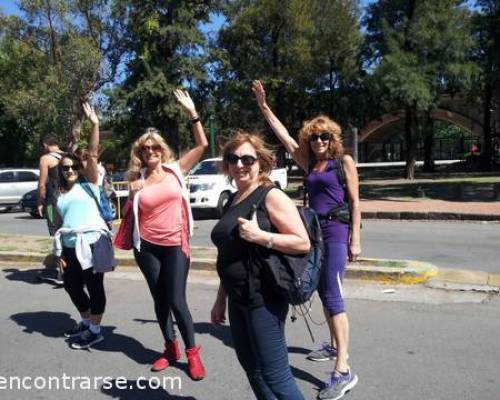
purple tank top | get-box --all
[305,159,349,243]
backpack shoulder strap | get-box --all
[336,156,346,190]
[251,185,276,215]
[48,151,64,160]
[79,179,104,217]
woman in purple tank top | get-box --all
[253,80,361,400]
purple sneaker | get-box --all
[318,369,358,400]
[307,342,338,361]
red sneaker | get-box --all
[151,339,181,372]
[165,338,181,361]
[186,346,206,381]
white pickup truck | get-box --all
[188,157,288,217]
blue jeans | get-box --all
[228,300,304,400]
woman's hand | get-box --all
[82,102,99,126]
[210,299,227,326]
[55,256,67,270]
[238,211,264,244]
[252,80,267,109]
[174,89,198,118]
[129,179,144,199]
[349,242,361,262]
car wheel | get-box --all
[215,192,230,219]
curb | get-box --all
[2,250,498,292]
[0,251,439,285]
[361,211,500,222]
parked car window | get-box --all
[17,171,38,182]
[191,161,222,175]
[0,171,15,182]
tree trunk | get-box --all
[481,82,493,171]
[423,112,435,172]
[405,106,417,180]
[68,119,82,153]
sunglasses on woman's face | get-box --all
[141,144,162,153]
[61,164,80,172]
[309,132,331,142]
[225,153,258,166]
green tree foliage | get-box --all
[0,0,122,165]
[472,0,500,170]
[365,0,477,178]
[212,0,362,145]
[108,0,217,158]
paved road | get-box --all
[1,266,499,400]
[1,211,499,273]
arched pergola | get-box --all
[359,109,483,143]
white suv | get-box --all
[188,158,288,218]
[0,168,39,211]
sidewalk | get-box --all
[360,197,500,221]
[1,196,499,292]
[1,234,499,295]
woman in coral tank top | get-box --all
[127,90,208,380]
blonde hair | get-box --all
[221,130,274,187]
[298,114,344,166]
[128,128,175,180]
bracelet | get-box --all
[190,117,201,124]
[265,233,274,249]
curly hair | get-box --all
[298,114,344,165]
[127,127,175,181]
[221,130,274,187]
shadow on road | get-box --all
[194,322,233,348]
[100,379,196,400]
[9,311,164,366]
[3,268,63,287]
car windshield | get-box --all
[190,160,222,175]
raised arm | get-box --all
[82,102,99,184]
[252,80,308,171]
[174,89,209,175]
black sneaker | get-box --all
[64,322,88,338]
[37,269,63,285]
[70,329,104,350]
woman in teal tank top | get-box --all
[53,103,110,350]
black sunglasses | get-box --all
[309,132,331,142]
[61,164,80,172]
[225,153,258,166]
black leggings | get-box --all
[62,247,106,315]
[134,240,195,349]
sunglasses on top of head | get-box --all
[225,153,258,166]
[61,164,80,172]
[141,144,162,153]
[309,132,331,142]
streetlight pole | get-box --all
[209,114,216,158]
[352,126,359,163]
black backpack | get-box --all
[250,186,324,306]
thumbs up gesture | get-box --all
[238,209,262,243]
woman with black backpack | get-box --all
[210,131,310,400]
[253,80,362,400]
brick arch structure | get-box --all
[359,109,483,142]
